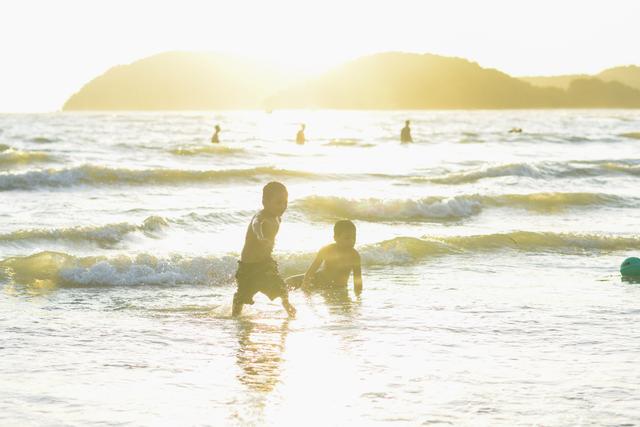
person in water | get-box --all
[211,124,221,143]
[232,182,296,317]
[296,124,306,145]
[401,120,413,143]
[286,220,363,295]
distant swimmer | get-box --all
[509,127,523,133]
[401,120,413,143]
[211,124,221,143]
[296,124,306,145]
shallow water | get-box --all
[1,110,640,426]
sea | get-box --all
[1,110,639,426]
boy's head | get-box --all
[333,220,356,248]
[405,120,410,126]
[262,181,288,216]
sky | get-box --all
[1,0,639,112]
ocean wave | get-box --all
[0,251,237,288]
[323,139,375,148]
[0,216,167,248]
[417,161,640,185]
[325,139,359,147]
[295,192,629,221]
[621,132,640,140]
[360,232,640,264]
[457,133,607,144]
[296,195,481,221]
[0,165,315,191]
[566,136,592,143]
[0,249,314,289]
[30,136,56,143]
[458,132,484,144]
[173,211,252,226]
[2,231,636,288]
[598,162,640,176]
[494,192,631,210]
[169,145,246,156]
[0,149,55,168]
[421,163,547,184]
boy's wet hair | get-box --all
[334,219,356,236]
[262,181,288,202]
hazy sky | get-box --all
[1,0,638,112]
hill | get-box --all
[597,66,640,91]
[266,53,569,109]
[267,52,640,109]
[63,51,640,110]
[519,74,588,90]
[520,66,640,92]
[63,51,290,110]
[565,78,640,107]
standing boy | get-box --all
[232,182,296,317]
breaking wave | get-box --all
[295,192,631,221]
[0,165,316,190]
[296,195,482,221]
[0,216,168,248]
[416,161,640,184]
[2,231,637,288]
[0,251,237,288]
[418,163,549,184]
[359,231,640,264]
[0,149,55,168]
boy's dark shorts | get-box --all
[234,259,288,305]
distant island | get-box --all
[521,66,640,91]
[63,52,291,110]
[63,51,640,110]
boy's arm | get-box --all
[352,251,363,295]
[254,216,279,250]
[302,248,325,287]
